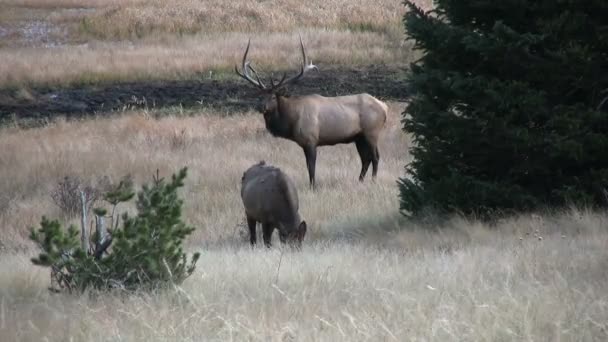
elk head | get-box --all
[279,220,307,250]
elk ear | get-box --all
[276,87,288,97]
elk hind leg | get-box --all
[355,136,373,181]
[303,145,317,189]
[371,145,380,180]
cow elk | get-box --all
[235,36,388,189]
[241,161,307,248]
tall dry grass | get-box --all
[77,0,407,39]
[1,107,607,340]
[0,30,410,87]
[1,214,607,341]
[2,0,434,37]
[0,102,409,249]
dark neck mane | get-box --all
[266,95,293,139]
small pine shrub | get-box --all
[30,167,200,293]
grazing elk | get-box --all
[241,161,307,248]
[234,37,388,189]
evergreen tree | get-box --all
[30,167,200,292]
[399,0,608,218]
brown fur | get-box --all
[235,37,388,189]
[240,161,307,248]
[262,92,388,188]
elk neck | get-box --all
[265,94,296,139]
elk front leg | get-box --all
[247,216,257,246]
[262,223,274,248]
[355,137,372,181]
[303,145,317,189]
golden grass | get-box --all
[1,108,608,340]
[78,0,406,39]
[0,0,129,8]
[2,223,608,341]
[0,0,432,86]
[0,102,409,249]
[1,0,432,38]
[0,30,410,87]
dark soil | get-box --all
[0,64,410,124]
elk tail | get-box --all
[375,98,389,126]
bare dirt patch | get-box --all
[0,64,409,123]
[0,6,95,48]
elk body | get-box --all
[235,37,388,189]
[240,161,307,248]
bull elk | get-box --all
[234,36,388,189]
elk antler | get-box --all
[246,64,267,89]
[235,39,267,90]
[235,35,318,92]
[273,34,318,89]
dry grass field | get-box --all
[1,106,607,341]
[0,102,408,248]
[1,222,607,341]
[0,0,432,87]
[0,30,405,86]
[2,1,608,341]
